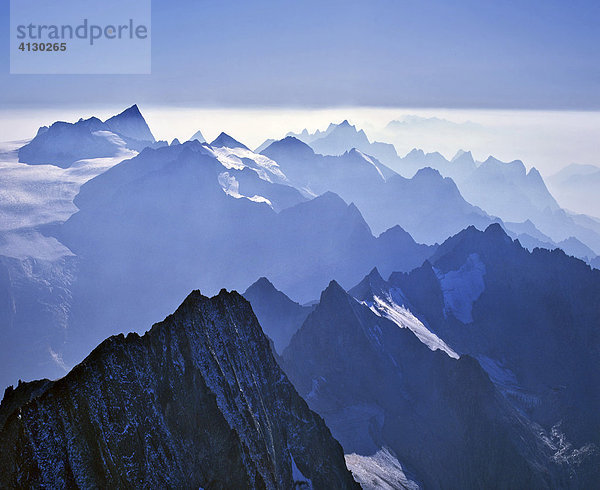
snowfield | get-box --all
[0,141,135,259]
[345,448,420,490]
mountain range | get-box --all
[2,105,598,391]
[262,136,497,242]
[243,277,314,354]
[34,136,433,386]
[1,104,599,488]
[390,225,600,482]
[286,120,399,165]
[280,279,565,488]
[281,120,600,257]
[247,225,600,488]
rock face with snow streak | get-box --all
[0,289,358,489]
[282,280,566,489]
[391,223,600,486]
[349,267,458,358]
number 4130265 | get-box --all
[18,42,67,52]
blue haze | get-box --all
[0,0,598,109]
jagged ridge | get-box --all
[0,289,358,489]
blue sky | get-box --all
[1,0,599,109]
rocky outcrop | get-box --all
[0,289,358,489]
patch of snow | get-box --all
[434,253,486,324]
[48,347,69,372]
[290,454,313,489]
[0,230,74,261]
[369,291,458,359]
[0,150,134,234]
[91,130,128,148]
[210,146,287,183]
[306,376,326,401]
[355,149,386,181]
[345,447,420,490]
[539,422,597,466]
[0,146,132,260]
[217,172,272,207]
[475,355,541,407]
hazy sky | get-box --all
[1,0,599,109]
[1,105,599,177]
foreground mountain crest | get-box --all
[0,289,358,489]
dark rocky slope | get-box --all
[0,290,358,489]
[282,281,566,489]
[390,224,600,486]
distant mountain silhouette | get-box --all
[399,149,600,255]
[243,277,314,353]
[288,120,398,165]
[548,163,600,218]
[18,105,158,168]
[210,132,250,150]
[263,137,497,242]
[188,129,206,143]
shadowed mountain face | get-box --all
[210,132,250,150]
[281,280,565,489]
[262,137,496,242]
[0,130,438,391]
[0,289,358,489]
[0,255,77,388]
[103,104,156,143]
[243,277,314,354]
[390,224,600,483]
[18,105,157,168]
